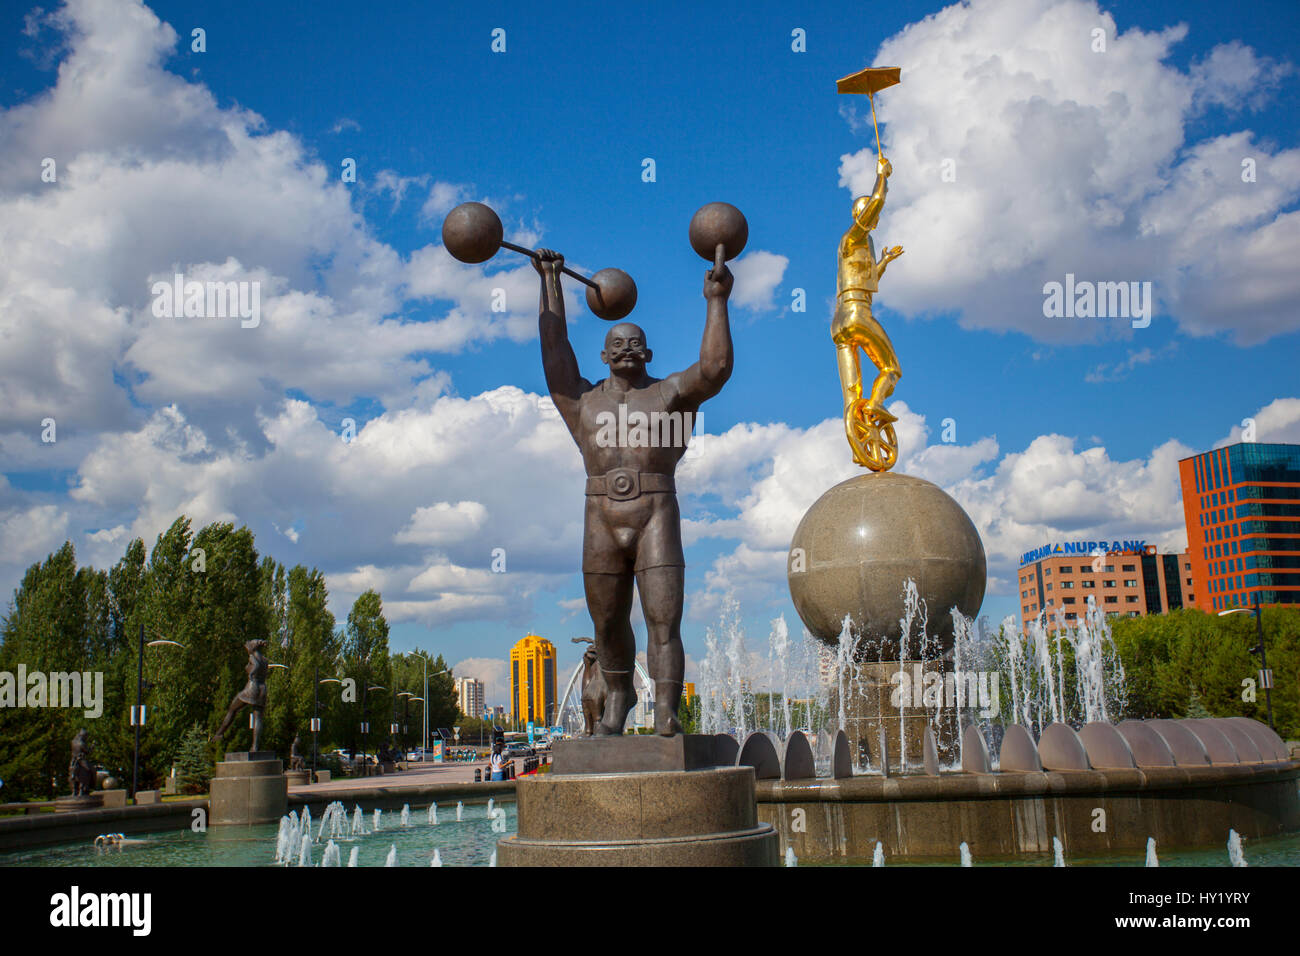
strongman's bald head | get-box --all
[602,322,652,372]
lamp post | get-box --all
[1219,593,1276,730]
[408,651,449,760]
[318,675,343,780]
[365,685,386,775]
[131,630,185,799]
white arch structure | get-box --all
[557,657,654,734]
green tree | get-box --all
[0,543,111,799]
[173,723,213,794]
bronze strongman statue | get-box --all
[534,247,734,736]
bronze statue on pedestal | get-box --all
[213,639,269,751]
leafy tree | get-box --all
[1112,606,1298,737]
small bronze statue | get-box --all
[573,637,607,737]
[289,733,305,771]
[68,728,95,796]
[213,639,269,751]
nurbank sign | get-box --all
[1020,540,1148,566]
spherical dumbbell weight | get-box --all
[441,202,504,264]
[689,202,748,265]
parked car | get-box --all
[504,744,534,758]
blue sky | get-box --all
[1,0,1298,707]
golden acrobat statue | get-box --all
[835,66,903,472]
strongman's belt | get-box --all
[585,469,675,502]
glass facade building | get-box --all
[509,634,557,728]
[1178,442,1300,611]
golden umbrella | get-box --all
[836,66,902,160]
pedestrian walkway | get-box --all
[291,760,492,793]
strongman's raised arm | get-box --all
[534,246,733,735]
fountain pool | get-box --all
[0,801,515,868]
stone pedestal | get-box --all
[832,661,961,772]
[498,765,778,866]
[284,769,310,786]
[552,734,720,774]
[210,752,287,826]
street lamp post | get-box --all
[318,676,343,779]
[132,623,143,798]
[1219,592,1276,730]
[131,630,185,799]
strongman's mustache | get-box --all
[610,348,646,362]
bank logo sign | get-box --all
[1020,540,1148,566]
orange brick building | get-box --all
[1178,442,1300,612]
[1018,541,1193,632]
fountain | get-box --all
[431,849,442,867]
[1145,838,1158,867]
[784,847,797,867]
[318,801,347,842]
[872,842,884,867]
[959,842,972,867]
[347,847,359,867]
[400,805,411,827]
[384,845,397,867]
[297,831,312,867]
[1227,830,1247,867]
[321,840,341,867]
[373,809,382,832]
[428,803,438,825]
[351,806,365,837]
[456,802,463,822]
[1053,837,1065,867]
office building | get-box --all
[510,634,558,728]
[1178,442,1300,611]
[1018,539,1192,631]
[457,677,485,720]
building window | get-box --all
[1060,581,1074,589]
[1058,566,1072,573]
[1081,580,1096,588]
[1046,583,1052,591]
[1102,580,1116,588]
[1122,564,1135,571]
[1104,596,1118,604]
[1124,579,1138,587]
[1125,595,1138,603]
[1063,597,1076,605]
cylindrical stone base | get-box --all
[210,756,287,825]
[833,661,962,772]
[498,765,778,866]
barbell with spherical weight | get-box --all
[689,202,748,265]
[441,201,503,264]
[585,268,637,321]
[441,201,638,320]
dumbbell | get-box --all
[441,202,638,321]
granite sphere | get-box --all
[787,471,986,657]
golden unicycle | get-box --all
[845,399,898,472]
